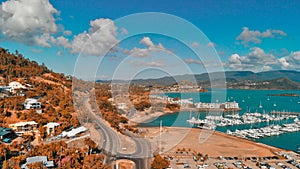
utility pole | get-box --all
[159,120,162,154]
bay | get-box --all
[141,89,300,152]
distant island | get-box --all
[268,93,299,97]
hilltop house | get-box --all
[21,156,54,169]
[23,98,41,110]
[9,121,38,135]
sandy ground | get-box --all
[129,111,167,124]
[142,127,285,158]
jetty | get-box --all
[270,111,300,116]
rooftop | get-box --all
[9,121,38,127]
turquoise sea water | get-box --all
[141,89,300,152]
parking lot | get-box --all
[164,153,300,169]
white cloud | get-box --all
[0,0,59,45]
[184,58,202,65]
[130,60,165,68]
[227,47,278,71]
[63,30,72,36]
[140,37,154,47]
[34,33,54,47]
[69,18,118,56]
[278,51,300,69]
[228,54,241,65]
[123,37,172,58]
[53,36,71,48]
[236,27,287,46]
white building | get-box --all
[172,99,193,106]
[24,98,41,110]
[61,126,87,138]
[224,102,239,109]
[7,81,26,92]
[43,122,60,136]
[21,156,54,169]
[9,121,38,134]
[195,102,221,109]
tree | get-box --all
[82,154,110,169]
[151,154,170,169]
[84,138,96,155]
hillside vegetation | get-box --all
[0,47,78,134]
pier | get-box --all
[270,111,300,116]
[180,107,241,112]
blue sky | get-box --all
[0,0,300,80]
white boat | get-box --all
[259,101,263,109]
[187,117,197,123]
[197,122,216,130]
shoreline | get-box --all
[129,110,178,124]
[129,107,240,125]
[141,126,294,157]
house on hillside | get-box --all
[9,121,38,135]
[61,126,87,138]
[23,98,41,110]
[21,156,54,169]
[43,122,60,136]
[7,81,26,92]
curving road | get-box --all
[82,96,152,169]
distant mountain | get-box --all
[97,70,300,89]
[266,77,300,90]
[256,70,300,82]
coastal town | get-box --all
[1,0,300,168]
[0,48,299,169]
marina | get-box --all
[227,118,300,139]
[187,112,298,127]
[144,89,300,152]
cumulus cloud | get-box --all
[69,18,118,56]
[0,0,119,56]
[123,37,172,58]
[227,47,279,71]
[236,27,287,46]
[54,36,71,48]
[140,37,154,47]
[130,60,165,68]
[63,30,72,36]
[278,51,300,69]
[184,58,202,65]
[0,0,59,45]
